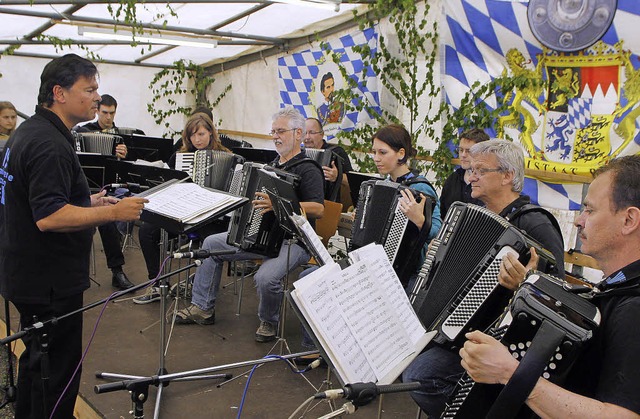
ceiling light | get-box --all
[77,26,218,49]
[272,0,342,12]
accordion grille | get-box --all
[77,132,119,155]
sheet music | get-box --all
[144,182,243,223]
[291,214,333,265]
[349,244,426,345]
[292,263,376,383]
[331,260,413,380]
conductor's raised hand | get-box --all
[398,188,426,229]
[252,191,273,214]
[498,247,539,290]
[459,330,518,385]
[112,197,148,221]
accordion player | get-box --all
[175,149,244,191]
[74,131,122,156]
[350,179,435,286]
[409,202,558,348]
[227,162,301,258]
[441,271,600,419]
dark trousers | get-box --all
[138,221,161,280]
[98,222,124,269]
[14,293,84,419]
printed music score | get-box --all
[143,182,244,224]
[290,213,333,266]
[289,243,435,385]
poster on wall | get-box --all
[278,27,381,140]
[442,0,640,210]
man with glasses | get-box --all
[439,128,489,218]
[303,117,353,202]
[403,139,565,417]
[174,107,325,343]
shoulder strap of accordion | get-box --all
[506,203,562,238]
[281,156,323,173]
[402,175,435,191]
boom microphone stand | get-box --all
[95,250,234,419]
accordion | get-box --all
[409,202,557,348]
[304,148,333,167]
[350,179,434,286]
[442,271,600,419]
[175,150,244,191]
[227,162,300,257]
[75,132,122,155]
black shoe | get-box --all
[112,270,134,290]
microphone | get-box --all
[107,183,150,192]
[171,249,237,259]
[314,381,424,407]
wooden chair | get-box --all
[315,200,343,248]
[564,249,601,286]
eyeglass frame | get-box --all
[466,167,504,177]
[305,130,324,136]
[269,128,298,137]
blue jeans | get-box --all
[402,345,465,417]
[190,232,310,325]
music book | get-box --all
[139,179,247,234]
[289,243,435,385]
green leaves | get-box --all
[147,59,232,138]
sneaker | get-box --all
[175,304,215,325]
[255,321,277,342]
[133,287,161,304]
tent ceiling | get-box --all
[0,1,373,69]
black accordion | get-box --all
[175,150,244,191]
[75,132,122,155]
[441,271,600,419]
[227,162,300,257]
[410,202,557,348]
[350,179,434,286]
[304,147,333,167]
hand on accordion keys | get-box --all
[252,191,273,214]
[499,247,540,291]
[398,188,426,230]
[459,330,519,386]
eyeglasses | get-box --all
[466,167,503,177]
[269,128,296,137]
[306,130,324,136]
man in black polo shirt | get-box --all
[174,107,325,343]
[303,117,353,203]
[0,54,147,419]
[403,139,565,417]
[77,94,134,290]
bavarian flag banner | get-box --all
[278,27,380,140]
[443,0,640,210]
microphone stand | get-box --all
[95,250,233,419]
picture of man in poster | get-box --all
[316,72,344,126]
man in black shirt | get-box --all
[77,94,133,289]
[403,139,565,416]
[0,54,147,419]
[174,107,325,343]
[439,127,489,218]
[303,117,353,204]
[460,155,640,418]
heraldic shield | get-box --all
[498,41,640,180]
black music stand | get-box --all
[96,183,246,418]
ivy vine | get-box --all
[323,0,537,186]
[147,59,232,138]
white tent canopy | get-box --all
[0,1,373,69]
